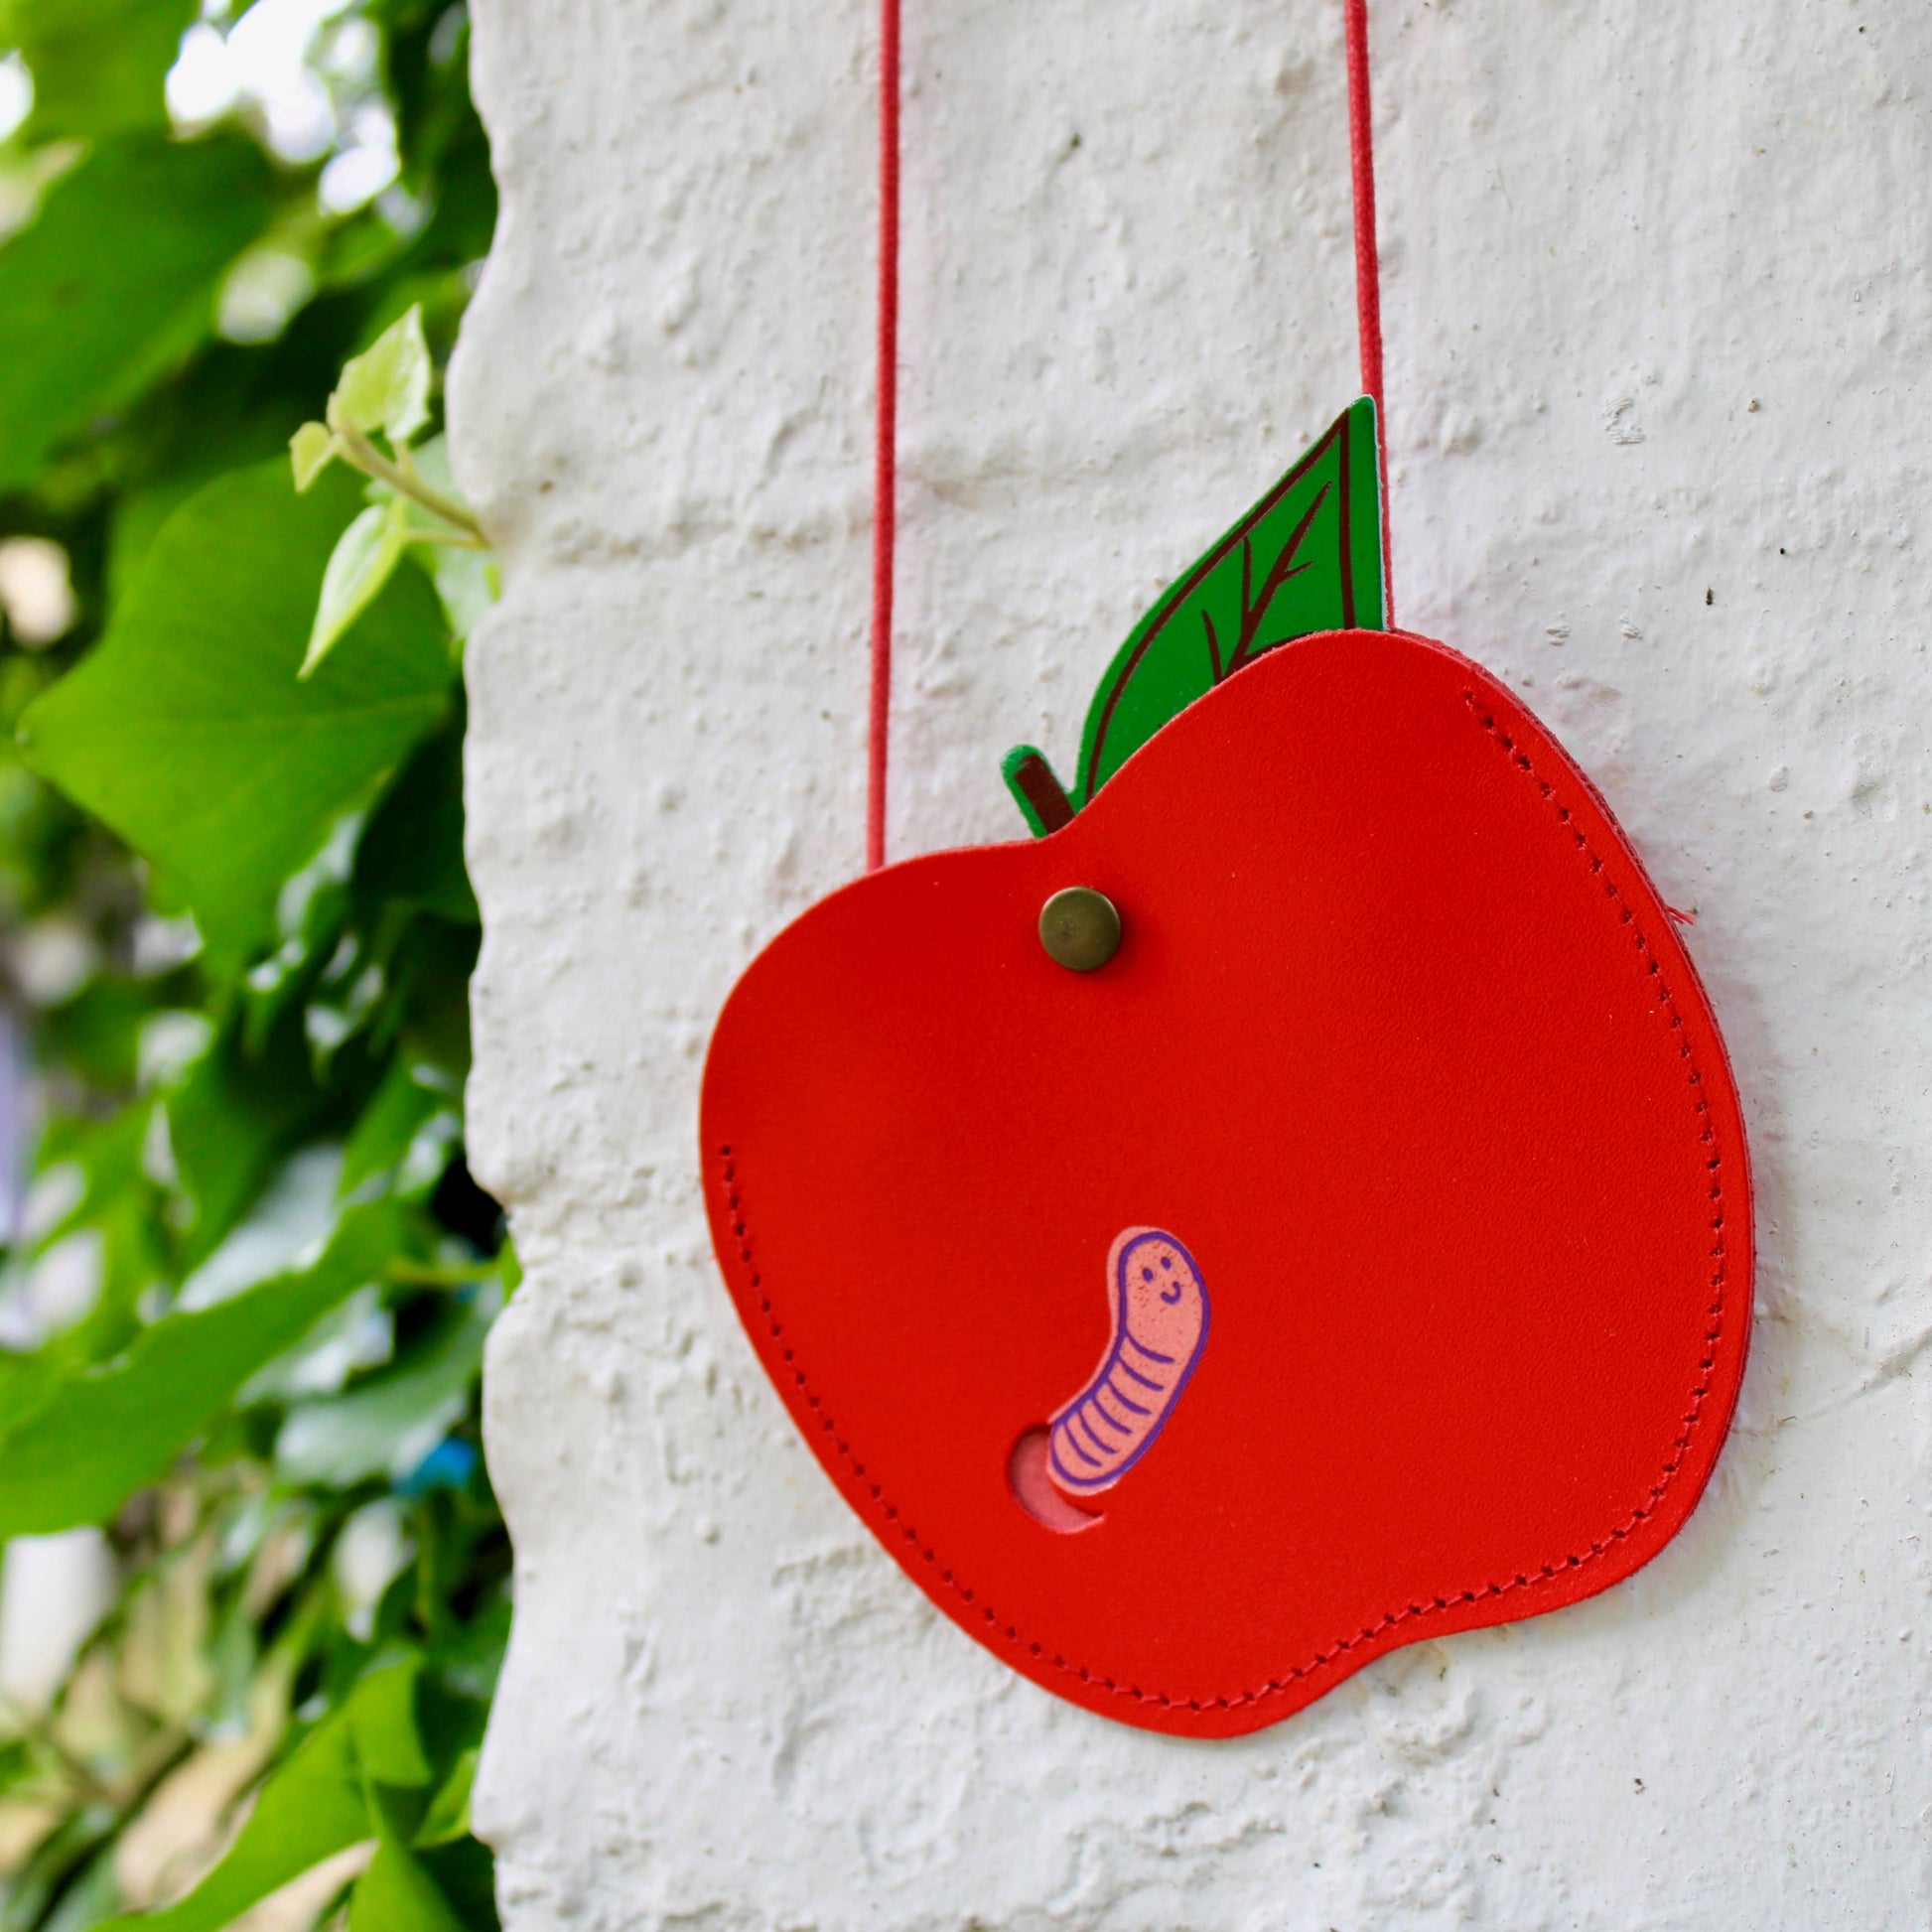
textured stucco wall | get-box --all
[449,1,1932,1924]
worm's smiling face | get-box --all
[1117,1231,1207,1363]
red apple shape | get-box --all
[701,627,1750,1737]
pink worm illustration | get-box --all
[1010,1229,1210,1531]
[1050,1228,1210,1492]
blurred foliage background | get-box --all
[0,0,506,1925]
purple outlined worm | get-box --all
[1049,1228,1210,1494]
[1011,1228,1210,1531]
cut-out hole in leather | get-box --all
[1008,1428,1103,1534]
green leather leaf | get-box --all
[1003,399,1384,830]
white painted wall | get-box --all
[449,0,1932,1923]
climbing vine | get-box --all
[0,2,505,1925]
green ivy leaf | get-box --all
[276,1293,493,1488]
[12,1108,168,1367]
[407,437,496,639]
[413,1749,479,1849]
[167,1002,333,1265]
[1002,399,1385,832]
[348,1837,468,1932]
[16,461,453,967]
[427,542,497,642]
[416,1836,503,1931]
[334,304,433,448]
[0,0,199,141]
[351,717,479,928]
[0,1199,407,1539]
[340,1057,457,1200]
[305,498,412,678]
[92,1660,424,1932]
[0,133,276,494]
[350,1657,435,1787]
[0,1347,66,1444]
[291,421,339,492]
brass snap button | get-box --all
[1038,887,1121,972]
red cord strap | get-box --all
[1342,0,1393,625]
[864,0,1389,869]
[866,0,901,874]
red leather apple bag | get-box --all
[698,2,1751,1737]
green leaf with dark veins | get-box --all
[1002,399,1384,832]
[0,133,275,493]
[16,461,453,967]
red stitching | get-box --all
[714,690,1730,1715]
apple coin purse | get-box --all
[699,398,1751,1737]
